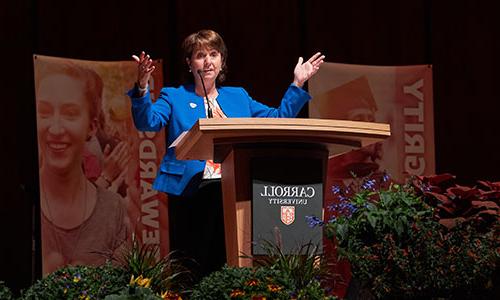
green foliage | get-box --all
[0,281,14,300]
[295,280,332,300]
[180,237,339,300]
[327,184,432,250]
[116,235,190,294]
[2,238,188,299]
[325,177,499,298]
[190,266,292,300]
[251,240,335,299]
[20,263,128,300]
[104,286,162,300]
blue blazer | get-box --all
[130,83,311,196]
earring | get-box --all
[189,68,192,73]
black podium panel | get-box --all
[251,156,323,255]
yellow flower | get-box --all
[160,290,183,300]
[245,279,259,286]
[230,289,245,298]
[129,274,151,288]
[73,276,81,283]
[138,277,151,288]
[267,284,283,292]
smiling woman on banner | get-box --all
[128,29,324,278]
[35,60,128,275]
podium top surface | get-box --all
[174,118,391,161]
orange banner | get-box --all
[33,55,167,275]
[309,62,434,295]
[309,62,434,183]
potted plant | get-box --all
[190,240,337,300]
[20,263,128,299]
[319,175,499,299]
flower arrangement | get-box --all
[115,234,190,295]
[20,263,128,299]
[190,266,293,299]
[103,274,183,300]
[320,174,499,298]
[190,239,337,300]
[5,173,498,299]
[250,240,335,299]
[16,235,187,300]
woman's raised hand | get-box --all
[132,51,155,89]
[293,52,325,88]
[101,141,131,184]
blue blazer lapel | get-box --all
[184,84,208,119]
[217,87,247,117]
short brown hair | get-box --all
[182,29,228,82]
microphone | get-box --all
[197,69,213,118]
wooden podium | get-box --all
[174,118,390,267]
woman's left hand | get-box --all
[293,52,325,88]
[102,141,130,183]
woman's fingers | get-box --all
[119,155,131,169]
[110,141,124,154]
[307,52,325,70]
[296,56,304,67]
[143,57,154,71]
[103,144,111,156]
[313,55,325,67]
[132,51,146,63]
[132,51,153,67]
[112,142,128,160]
[110,142,131,170]
[116,143,130,162]
[307,52,322,63]
[133,52,155,87]
[137,55,155,74]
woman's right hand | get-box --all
[132,51,155,89]
[102,141,131,184]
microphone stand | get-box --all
[197,69,213,118]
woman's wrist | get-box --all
[135,81,148,92]
[293,80,304,88]
[100,174,112,186]
[134,82,148,97]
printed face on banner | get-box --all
[34,56,167,276]
[280,206,295,225]
[308,63,434,184]
[37,74,95,174]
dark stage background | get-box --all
[1,0,499,293]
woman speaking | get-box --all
[129,29,324,279]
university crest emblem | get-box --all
[280,206,295,225]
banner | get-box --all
[33,55,167,275]
[309,62,434,296]
[309,62,434,184]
